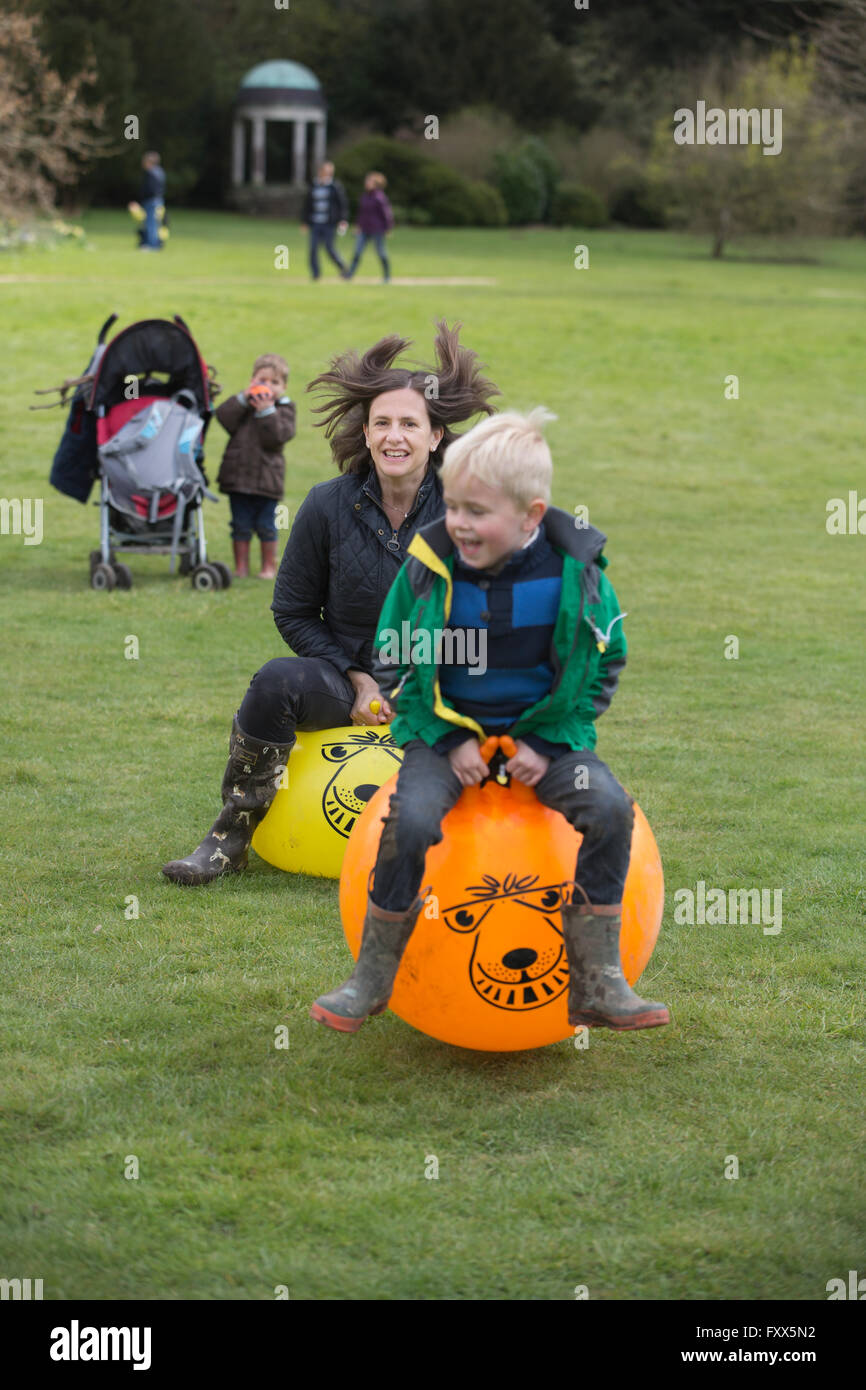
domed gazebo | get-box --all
[230,59,327,213]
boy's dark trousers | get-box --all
[228,492,278,542]
[372,740,634,913]
[308,224,347,279]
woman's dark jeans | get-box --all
[371,740,634,913]
[348,232,390,280]
[238,657,356,745]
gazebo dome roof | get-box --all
[238,60,323,106]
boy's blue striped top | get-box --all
[440,530,563,728]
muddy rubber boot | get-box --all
[258,540,278,580]
[310,895,424,1033]
[233,539,250,577]
[161,717,290,886]
[562,902,670,1031]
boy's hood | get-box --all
[408,506,608,573]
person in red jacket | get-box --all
[215,354,296,578]
[345,172,395,283]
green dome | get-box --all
[240,60,320,92]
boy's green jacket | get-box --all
[371,507,627,751]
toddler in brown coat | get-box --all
[215,353,297,578]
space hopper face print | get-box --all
[318,730,403,838]
[442,873,573,1011]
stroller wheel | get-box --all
[91,562,117,591]
[112,562,133,589]
[191,563,220,592]
[90,548,116,572]
[211,562,232,589]
[178,552,193,576]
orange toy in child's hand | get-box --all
[247,382,272,404]
[479,735,517,762]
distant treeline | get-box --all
[29,0,832,207]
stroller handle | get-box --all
[97,312,118,344]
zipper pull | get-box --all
[585,614,607,652]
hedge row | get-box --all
[336,135,653,229]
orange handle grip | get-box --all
[479,736,500,762]
[499,736,517,758]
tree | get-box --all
[813,0,866,100]
[0,11,111,218]
[647,43,848,257]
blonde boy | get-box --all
[311,410,669,1035]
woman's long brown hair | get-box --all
[306,320,500,474]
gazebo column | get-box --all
[312,119,326,172]
[292,119,308,186]
[231,117,245,186]
[251,114,266,185]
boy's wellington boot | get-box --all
[310,895,425,1033]
[561,902,670,1031]
[233,540,250,577]
[258,540,278,579]
[161,717,290,886]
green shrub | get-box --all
[415,164,477,226]
[389,202,433,227]
[518,136,559,220]
[609,174,668,228]
[491,148,546,224]
[336,137,433,208]
[336,136,505,226]
[464,180,508,227]
[550,183,608,228]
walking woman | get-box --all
[162,322,499,885]
[345,173,394,282]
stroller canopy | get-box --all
[90,319,211,414]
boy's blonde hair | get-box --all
[253,353,289,386]
[439,408,555,508]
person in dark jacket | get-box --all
[300,160,350,280]
[345,172,394,282]
[161,321,500,885]
[137,152,166,251]
[215,353,296,578]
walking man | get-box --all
[301,161,350,280]
[138,151,166,251]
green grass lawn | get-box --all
[1,212,863,1300]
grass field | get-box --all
[1,212,864,1301]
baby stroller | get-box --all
[41,313,229,590]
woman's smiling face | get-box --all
[364,388,443,486]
